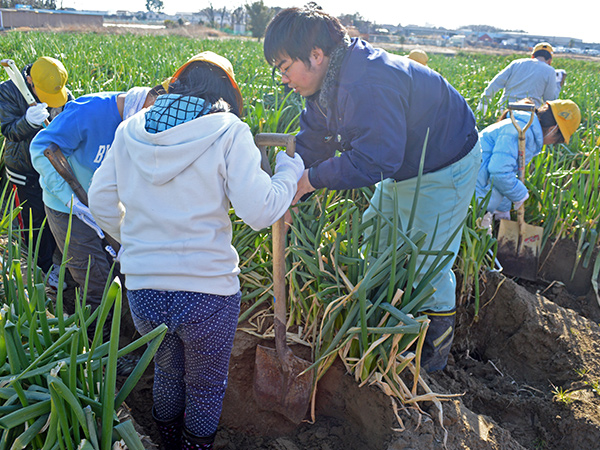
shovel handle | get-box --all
[254,133,295,176]
[43,142,121,257]
[507,102,535,112]
[507,104,535,232]
[254,133,296,363]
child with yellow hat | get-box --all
[476,98,581,224]
[0,56,72,290]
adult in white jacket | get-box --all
[88,52,303,450]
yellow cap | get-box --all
[532,42,554,55]
[170,51,242,112]
[30,57,68,108]
[547,99,581,144]
[408,49,428,66]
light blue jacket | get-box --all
[475,110,543,212]
[30,92,123,213]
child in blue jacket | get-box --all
[29,87,159,324]
[476,99,581,223]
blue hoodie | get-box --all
[475,110,544,212]
[30,92,123,213]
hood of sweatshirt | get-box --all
[118,111,243,186]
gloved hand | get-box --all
[115,246,124,262]
[513,192,529,211]
[67,196,105,239]
[493,210,511,221]
[275,151,305,182]
[25,103,49,127]
[476,98,488,115]
[479,211,493,236]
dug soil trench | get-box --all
[119,237,600,449]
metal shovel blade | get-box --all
[254,343,312,424]
[497,218,543,281]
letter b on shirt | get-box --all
[94,145,110,164]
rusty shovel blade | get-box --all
[497,218,543,281]
[254,344,312,424]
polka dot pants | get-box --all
[128,289,241,438]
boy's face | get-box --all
[274,49,329,97]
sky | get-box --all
[59,0,600,45]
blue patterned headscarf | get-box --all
[145,94,211,134]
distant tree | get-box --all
[461,25,502,33]
[217,6,227,28]
[146,0,163,13]
[231,6,246,33]
[1,0,56,9]
[337,12,367,29]
[245,0,274,40]
[201,4,217,28]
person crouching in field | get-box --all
[476,99,581,226]
[88,52,304,450]
[29,86,161,348]
[263,6,480,373]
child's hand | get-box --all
[275,151,304,182]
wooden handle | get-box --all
[253,133,296,361]
[508,102,535,112]
[43,142,121,256]
[254,133,296,176]
[43,143,89,205]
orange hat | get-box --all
[170,51,242,112]
[30,57,68,108]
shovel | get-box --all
[497,103,543,281]
[252,133,312,424]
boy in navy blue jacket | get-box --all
[264,6,482,372]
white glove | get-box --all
[25,103,49,127]
[555,69,566,83]
[67,196,105,239]
[115,246,124,262]
[493,210,511,221]
[275,151,305,182]
[479,211,493,236]
[513,192,529,211]
[476,98,488,115]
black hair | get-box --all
[148,84,167,98]
[533,49,552,61]
[499,100,564,144]
[168,62,242,117]
[537,103,564,143]
[264,6,347,66]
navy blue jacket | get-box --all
[298,39,477,190]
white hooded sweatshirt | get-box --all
[89,111,297,295]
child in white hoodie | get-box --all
[88,52,304,450]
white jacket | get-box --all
[482,58,558,108]
[89,111,297,295]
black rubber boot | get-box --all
[152,406,183,450]
[181,427,216,450]
[420,309,456,373]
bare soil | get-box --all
[114,238,600,450]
